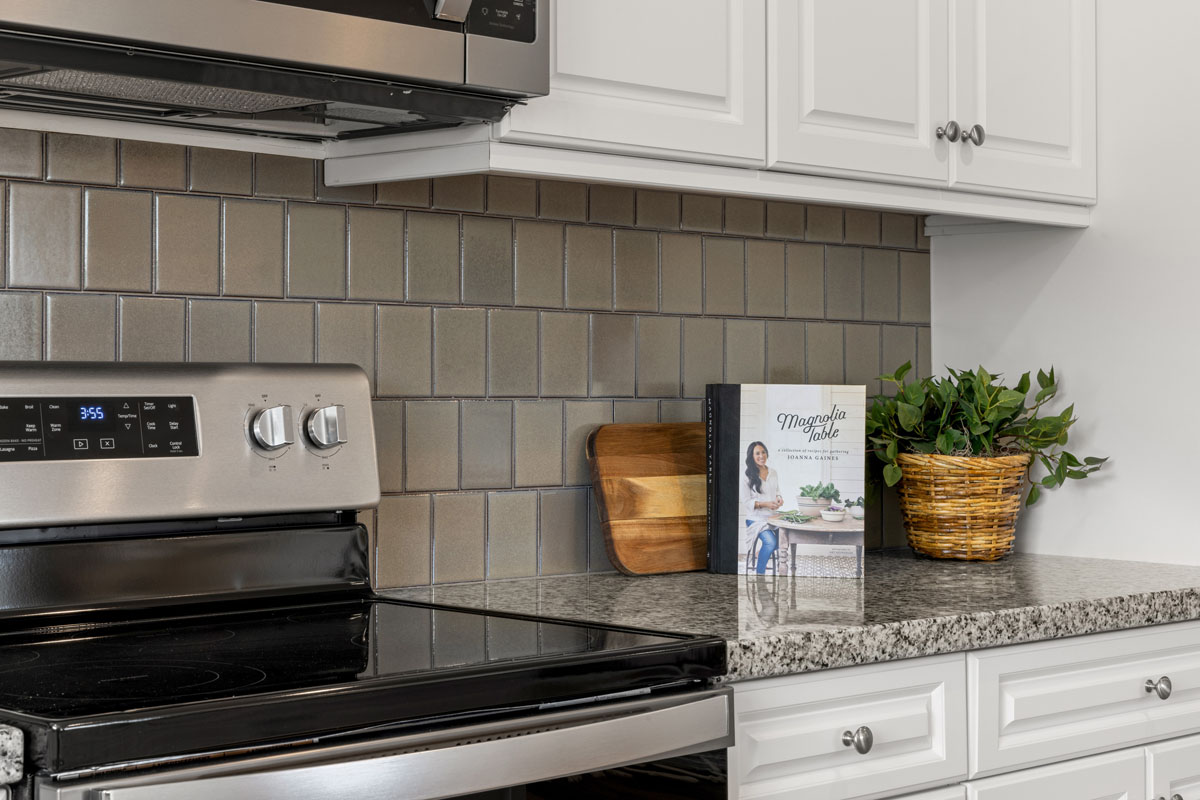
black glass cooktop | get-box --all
[0,597,724,777]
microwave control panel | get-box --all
[0,397,198,462]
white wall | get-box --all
[931,1,1200,562]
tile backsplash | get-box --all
[0,126,932,587]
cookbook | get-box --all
[706,383,866,577]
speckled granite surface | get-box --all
[382,550,1200,682]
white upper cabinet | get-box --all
[951,0,1096,201]
[494,0,767,166]
[768,0,950,185]
[767,0,1095,202]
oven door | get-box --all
[37,689,732,800]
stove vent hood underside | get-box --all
[0,29,520,142]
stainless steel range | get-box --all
[0,363,730,800]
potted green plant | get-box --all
[846,496,866,520]
[795,482,841,513]
[866,362,1106,560]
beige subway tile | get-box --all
[660,233,703,314]
[845,323,882,395]
[253,301,314,363]
[488,491,538,579]
[746,240,785,317]
[826,246,863,321]
[119,296,184,362]
[845,209,881,246]
[785,243,824,319]
[46,134,115,185]
[588,185,634,226]
[806,205,844,243]
[119,141,185,190]
[8,182,80,289]
[588,495,616,573]
[899,251,931,323]
[514,220,564,308]
[0,129,42,179]
[918,326,933,380]
[373,401,404,493]
[376,495,431,588]
[540,488,589,575]
[863,249,899,321]
[189,147,252,195]
[882,325,918,384]
[378,305,431,395]
[83,189,151,292]
[462,401,513,489]
[405,401,459,491]
[636,316,681,397]
[47,294,115,361]
[156,194,220,295]
[188,299,250,362]
[488,309,538,396]
[703,237,745,316]
[514,400,563,487]
[406,212,460,303]
[463,215,514,305]
[487,176,537,217]
[433,493,486,583]
[681,194,722,232]
[538,180,587,222]
[766,320,805,383]
[590,314,636,396]
[660,400,702,423]
[433,174,485,212]
[0,293,42,360]
[433,307,486,396]
[613,229,658,312]
[724,198,765,237]
[614,400,658,423]
[223,198,285,297]
[564,401,611,486]
[766,202,805,239]
[806,322,844,383]
[682,317,723,398]
[254,154,313,199]
[881,212,917,249]
[724,320,765,384]
[317,303,376,391]
[540,311,588,396]
[636,190,680,230]
[377,179,430,207]
[316,163,373,203]
[347,207,404,301]
[287,203,346,299]
[565,226,612,311]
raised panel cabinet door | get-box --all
[950,0,1096,202]
[730,654,967,800]
[495,0,767,166]
[896,788,967,799]
[965,747,1145,800]
[768,0,951,184]
[1146,734,1200,800]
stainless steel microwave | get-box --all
[0,0,547,141]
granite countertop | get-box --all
[382,550,1200,682]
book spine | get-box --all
[708,384,742,574]
[705,386,716,572]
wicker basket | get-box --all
[896,452,1031,561]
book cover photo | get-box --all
[707,383,866,578]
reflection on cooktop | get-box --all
[0,660,268,702]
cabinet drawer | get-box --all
[970,619,1200,777]
[732,654,966,800]
[965,747,1144,800]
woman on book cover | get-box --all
[741,441,784,574]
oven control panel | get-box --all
[0,396,198,462]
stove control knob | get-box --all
[251,404,294,450]
[306,405,347,450]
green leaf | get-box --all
[1026,484,1041,506]
[1066,470,1088,479]
[883,464,903,486]
[1037,368,1051,389]
[885,440,898,461]
[1062,452,1082,467]
[1034,384,1057,403]
[1084,456,1108,466]
[912,441,937,454]
[997,389,1026,407]
[896,402,922,431]
[1041,474,1059,487]
[936,431,955,454]
[1015,372,1031,395]
[893,361,912,384]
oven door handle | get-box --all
[82,689,733,800]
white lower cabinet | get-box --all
[963,748,1145,800]
[1146,734,1200,800]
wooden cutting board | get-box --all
[586,422,707,575]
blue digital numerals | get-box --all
[80,406,105,421]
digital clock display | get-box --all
[79,405,105,421]
[68,402,115,433]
